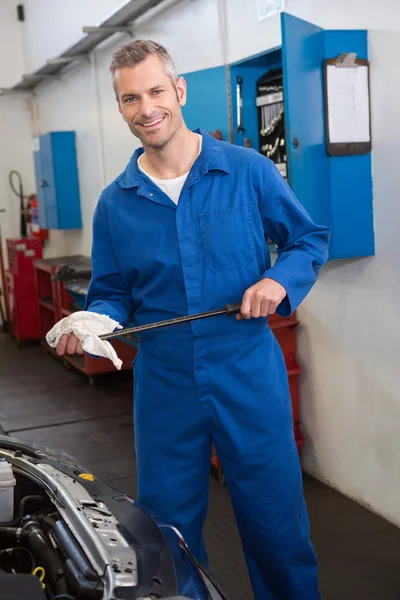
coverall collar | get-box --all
[116,128,230,190]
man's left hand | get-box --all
[238,278,287,320]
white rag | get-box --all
[46,312,123,370]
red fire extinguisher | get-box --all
[26,194,48,242]
[9,171,48,242]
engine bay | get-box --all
[0,438,226,600]
[0,439,171,600]
[1,470,120,599]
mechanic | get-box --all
[54,40,330,600]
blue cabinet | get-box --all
[227,13,374,259]
[281,14,374,258]
[33,131,82,230]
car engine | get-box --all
[0,437,226,600]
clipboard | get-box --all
[323,54,371,156]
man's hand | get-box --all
[238,278,287,320]
[56,332,84,356]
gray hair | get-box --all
[109,40,179,93]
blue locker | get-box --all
[227,13,375,260]
[33,132,82,230]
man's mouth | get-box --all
[140,116,165,129]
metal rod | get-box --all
[83,26,131,34]
[99,303,241,341]
[47,55,87,65]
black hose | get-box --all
[8,170,30,200]
[22,517,68,596]
[64,559,104,600]
[0,494,50,527]
[8,170,28,238]
[0,526,18,538]
[53,520,98,582]
[0,519,74,596]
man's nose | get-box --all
[140,97,155,118]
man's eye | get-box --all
[125,96,136,103]
[152,90,162,95]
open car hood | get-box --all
[0,435,227,600]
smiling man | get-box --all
[55,41,330,600]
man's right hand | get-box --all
[56,333,84,356]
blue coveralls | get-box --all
[86,130,330,600]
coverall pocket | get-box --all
[199,206,256,272]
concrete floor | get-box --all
[1,333,399,600]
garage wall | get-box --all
[0,0,399,525]
[225,0,400,65]
[0,2,33,253]
[20,0,133,76]
[0,0,26,88]
[0,94,35,252]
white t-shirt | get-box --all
[137,134,203,205]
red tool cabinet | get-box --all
[5,238,42,342]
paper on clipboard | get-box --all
[326,65,370,144]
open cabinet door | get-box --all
[281,13,331,227]
[33,138,47,230]
[182,66,230,143]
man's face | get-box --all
[115,55,187,149]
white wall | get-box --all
[0,0,399,526]
[0,2,36,256]
[224,0,400,64]
[286,0,400,32]
[0,94,36,246]
[21,0,133,75]
[0,0,26,87]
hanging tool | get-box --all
[8,171,28,238]
[99,303,242,341]
[236,76,244,135]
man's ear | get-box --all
[176,76,187,107]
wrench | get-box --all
[236,76,244,135]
